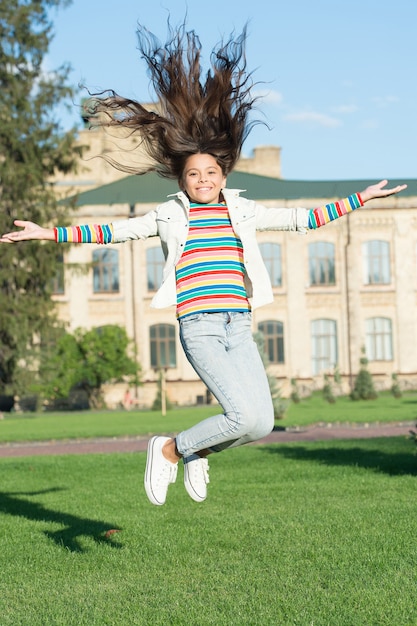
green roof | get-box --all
[64,171,417,207]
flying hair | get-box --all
[83,19,265,180]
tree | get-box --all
[37,325,141,409]
[0,0,83,395]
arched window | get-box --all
[259,242,282,287]
[365,317,393,360]
[309,242,335,286]
[150,324,177,368]
[311,319,338,375]
[258,320,284,364]
[92,249,119,293]
[146,246,165,291]
[362,240,391,284]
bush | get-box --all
[322,374,336,404]
[350,351,377,401]
[390,373,402,399]
[290,378,301,404]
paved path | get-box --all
[0,422,414,458]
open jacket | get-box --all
[112,188,311,311]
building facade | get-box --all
[52,129,417,407]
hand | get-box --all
[0,220,55,243]
[360,180,407,203]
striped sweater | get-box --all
[175,203,250,319]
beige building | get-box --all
[52,127,417,408]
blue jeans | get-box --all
[176,312,274,456]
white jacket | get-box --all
[112,188,310,310]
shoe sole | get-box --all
[184,458,207,503]
[144,436,165,506]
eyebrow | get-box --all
[186,166,221,174]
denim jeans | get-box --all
[176,312,274,456]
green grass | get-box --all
[282,390,417,427]
[0,437,416,625]
[0,391,416,444]
[0,406,216,443]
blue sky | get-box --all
[47,0,416,182]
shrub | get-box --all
[390,373,402,399]
[350,351,378,401]
[323,374,336,404]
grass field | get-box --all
[1,394,416,624]
[0,391,416,444]
[0,437,416,625]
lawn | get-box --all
[0,391,416,444]
[0,437,416,625]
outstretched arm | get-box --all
[0,220,54,243]
[359,179,407,203]
[1,221,114,244]
[308,179,407,230]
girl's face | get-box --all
[180,153,227,204]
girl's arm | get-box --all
[308,180,407,230]
[0,221,114,244]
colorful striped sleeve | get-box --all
[54,224,114,244]
[307,193,363,229]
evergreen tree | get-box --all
[322,373,336,404]
[290,377,301,404]
[390,372,402,399]
[350,349,378,401]
[0,0,83,394]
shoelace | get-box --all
[158,461,178,486]
[200,458,210,484]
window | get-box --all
[92,249,119,293]
[311,319,337,375]
[363,240,390,285]
[365,317,393,361]
[51,253,65,294]
[150,324,177,368]
[258,320,284,364]
[147,246,165,291]
[309,242,335,285]
[259,242,282,287]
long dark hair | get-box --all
[84,20,264,180]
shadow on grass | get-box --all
[0,488,122,552]
[265,442,417,477]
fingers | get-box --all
[0,232,21,243]
[365,180,407,200]
[380,183,407,196]
[0,221,36,243]
[0,227,30,242]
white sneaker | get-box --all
[144,436,178,506]
[183,454,210,502]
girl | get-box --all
[0,22,406,506]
